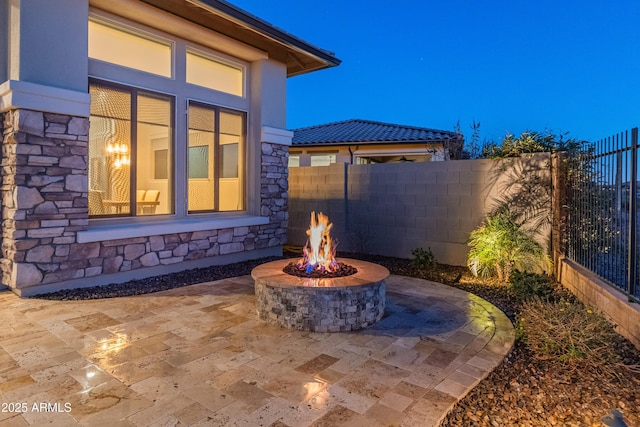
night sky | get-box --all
[231,0,640,144]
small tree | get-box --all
[454,119,482,159]
[467,208,551,282]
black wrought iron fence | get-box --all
[565,128,639,301]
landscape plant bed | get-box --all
[29,252,640,426]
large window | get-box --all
[88,14,250,220]
[89,81,174,217]
[188,102,245,212]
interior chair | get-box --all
[136,190,146,214]
[88,190,106,215]
[141,190,160,214]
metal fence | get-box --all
[565,128,639,301]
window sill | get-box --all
[77,215,270,243]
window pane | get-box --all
[136,93,173,215]
[89,20,172,77]
[310,154,336,166]
[187,104,245,213]
[186,51,243,96]
[221,144,238,178]
[288,155,300,168]
[188,104,215,212]
[188,146,209,179]
[89,82,174,217]
[219,111,244,211]
[89,84,131,216]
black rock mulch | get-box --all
[30,256,283,301]
[28,252,640,426]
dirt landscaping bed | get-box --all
[363,253,640,427]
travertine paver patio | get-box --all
[0,274,514,426]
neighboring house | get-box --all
[289,119,463,166]
[0,0,339,296]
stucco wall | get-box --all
[288,154,552,266]
[7,0,88,91]
[250,60,287,130]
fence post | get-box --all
[344,162,350,238]
[628,128,638,300]
[551,152,568,281]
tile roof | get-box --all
[292,119,460,146]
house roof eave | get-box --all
[139,0,341,76]
[290,140,447,148]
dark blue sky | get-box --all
[231,0,640,144]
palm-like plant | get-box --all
[467,208,551,282]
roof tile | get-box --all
[292,119,459,146]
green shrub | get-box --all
[467,208,551,282]
[509,270,553,301]
[519,299,619,366]
[514,316,527,343]
[481,130,582,158]
[411,247,437,271]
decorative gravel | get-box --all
[31,256,283,301]
[30,252,640,426]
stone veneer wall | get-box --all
[1,108,288,295]
[255,280,386,333]
[1,109,90,289]
[260,142,289,235]
[0,111,3,274]
[252,259,388,332]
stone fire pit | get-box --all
[252,258,389,332]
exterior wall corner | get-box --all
[1,108,90,291]
[260,141,289,247]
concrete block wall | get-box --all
[289,153,551,266]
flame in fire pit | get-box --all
[298,211,338,273]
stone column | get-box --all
[259,142,289,249]
[1,109,90,291]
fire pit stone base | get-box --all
[252,259,388,332]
